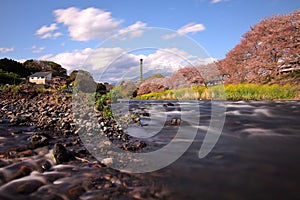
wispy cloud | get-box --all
[35,23,62,39]
[31,46,45,53]
[118,21,147,39]
[0,47,14,54]
[211,0,223,4]
[178,23,206,35]
[162,23,206,40]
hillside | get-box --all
[0,58,68,84]
[23,59,67,78]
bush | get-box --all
[0,69,22,84]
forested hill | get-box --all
[23,59,67,78]
[0,58,68,84]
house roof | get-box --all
[29,72,52,77]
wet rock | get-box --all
[0,179,45,195]
[122,141,147,152]
[0,159,11,168]
[52,143,75,164]
[17,149,33,157]
[28,132,49,148]
[1,163,35,184]
[39,160,52,172]
[163,102,175,107]
[165,118,181,126]
[68,185,86,197]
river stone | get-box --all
[0,179,44,195]
[52,143,75,164]
[28,132,49,148]
[101,158,113,166]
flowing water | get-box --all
[139,100,300,200]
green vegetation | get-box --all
[0,84,21,95]
[0,58,29,78]
[0,69,23,85]
[143,73,165,82]
[136,84,298,100]
[23,59,67,78]
[93,91,115,119]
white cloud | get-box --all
[39,48,94,71]
[177,23,206,35]
[0,47,14,54]
[211,0,222,3]
[35,23,62,39]
[162,23,205,40]
[146,48,197,71]
[31,46,45,53]
[36,7,147,42]
[16,59,26,63]
[161,33,178,40]
[118,21,147,39]
[38,47,213,83]
[53,7,123,41]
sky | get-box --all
[0,0,299,82]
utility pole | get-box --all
[139,58,143,84]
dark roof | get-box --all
[29,72,52,77]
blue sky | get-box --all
[0,0,299,81]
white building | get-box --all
[29,72,52,84]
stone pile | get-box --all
[0,88,169,199]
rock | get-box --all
[0,179,44,195]
[163,102,175,107]
[101,158,113,166]
[17,149,33,157]
[52,143,75,164]
[1,163,35,183]
[165,118,181,126]
[39,160,52,172]
[28,132,49,148]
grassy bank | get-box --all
[136,84,299,100]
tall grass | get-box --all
[225,84,295,100]
[136,84,297,100]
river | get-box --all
[134,100,300,200]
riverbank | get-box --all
[0,86,169,199]
[136,83,300,100]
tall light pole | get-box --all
[139,58,143,84]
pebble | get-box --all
[101,158,113,166]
